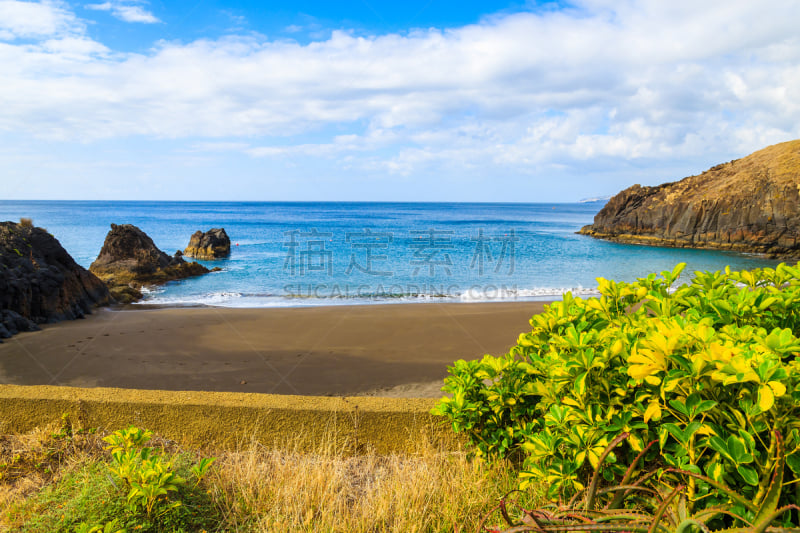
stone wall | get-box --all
[0,385,458,453]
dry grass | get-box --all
[206,430,535,532]
[0,424,539,532]
[0,421,105,513]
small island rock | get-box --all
[184,228,231,259]
[90,223,210,303]
[0,220,110,339]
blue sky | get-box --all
[77,0,540,49]
[1,0,799,201]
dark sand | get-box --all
[0,302,547,397]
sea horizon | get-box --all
[0,200,781,309]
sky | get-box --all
[1,0,799,202]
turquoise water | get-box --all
[0,200,780,307]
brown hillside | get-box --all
[578,139,800,258]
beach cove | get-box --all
[0,200,783,399]
[0,302,546,397]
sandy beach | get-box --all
[0,302,547,397]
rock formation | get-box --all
[0,220,110,340]
[90,224,210,303]
[578,140,800,258]
[184,228,231,259]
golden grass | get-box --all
[207,430,534,532]
[0,422,105,513]
[1,424,539,532]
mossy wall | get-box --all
[0,385,458,453]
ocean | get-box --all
[0,200,780,307]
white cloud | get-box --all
[85,1,159,23]
[1,0,799,197]
[39,36,109,57]
[0,0,81,39]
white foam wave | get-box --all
[135,291,244,307]
[459,286,599,302]
[138,285,165,295]
[132,285,600,308]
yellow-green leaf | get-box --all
[644,401,662,423]
[644,375,662,386]
[757,384,775,411]
[768,380,787,397]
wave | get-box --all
[134,285,599,308]
[459,286,599,302]
[134,291,246,307]
[138,285,165,295]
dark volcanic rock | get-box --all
[90,224,210,303]
[0,221,110,339]
[578,140,800,258]
[91,223,174,276]
[184,228,231,259]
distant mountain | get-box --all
[578,195,612,203]
[578,140,800,259]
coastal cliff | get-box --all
[90,224,210,303]
[0,220,110,339]
[578,140,800,258]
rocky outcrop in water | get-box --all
[184,228,231,259]
[90,224,210,303]
[0,220,110,339]
[578,140,800,258]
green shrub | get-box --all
[482,432,799,532]
[99,426,218,530]
[8,426,219,532]
[103,427,185,517]
[434,262,800,515]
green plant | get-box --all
[434,262,800,514]
[4,450,218,532]
[190,456,215,487]
[482,432,799,532]
[75,518,127,533]
[103,427,184,517]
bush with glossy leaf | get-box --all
[481,432,799,532]
[434,262,800,512]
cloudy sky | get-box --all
[1,0,799,201]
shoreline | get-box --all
[130,288,594,308]
[577,228,794,260]
[124,295,569,312]
[0,301,549,398]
